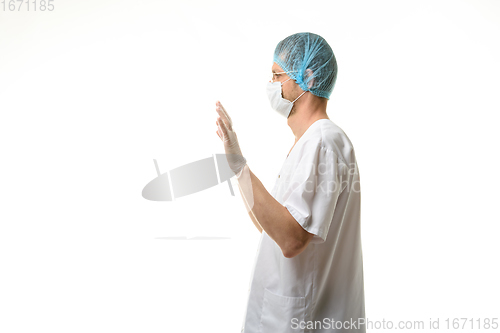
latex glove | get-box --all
[215,101,247,176]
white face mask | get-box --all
[266,78,306,118]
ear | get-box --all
[305,69,314,89]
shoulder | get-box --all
[300,120,354,164]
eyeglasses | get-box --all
[270,71,297,82]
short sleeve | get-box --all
[282,139,342,244]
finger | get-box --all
[220,104,233,130]
[217,117,228,138]
[216,115,226,133]
[215,105,226,122]
[215,118,221,138]
[216,103,233,131]
[216,119,224,138]
[219,103,232,124]
[215,106,227,128]
[216,118,225,135]
[217,117,225,132]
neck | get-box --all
[287,93,329,143]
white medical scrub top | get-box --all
[241,119,365,333]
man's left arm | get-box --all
[236,164,314,258]
[215,101,313,257]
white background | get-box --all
[1,0,499,332]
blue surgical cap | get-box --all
[273,32,338,100]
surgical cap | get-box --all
[273,32,338,99]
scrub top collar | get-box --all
[287,118,331,160]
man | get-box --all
[215,32,365,333]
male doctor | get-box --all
[215,32,366,333]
